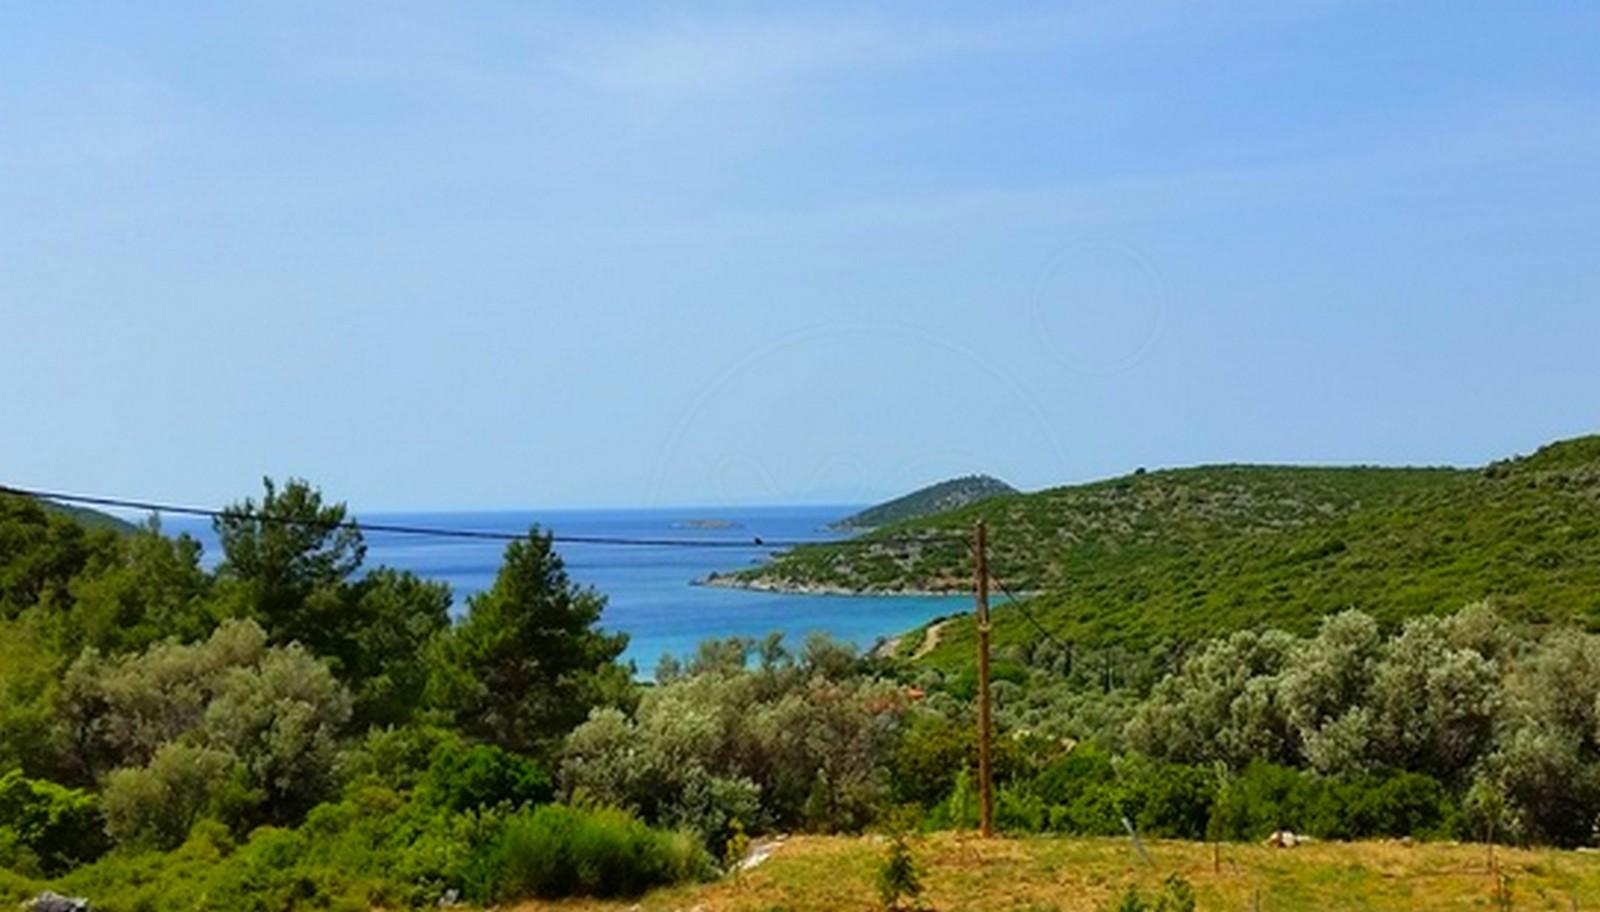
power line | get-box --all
[988,564,1070,650]
[1,486,969,551]
[947,534,1071,648]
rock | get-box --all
[1265,830,1300,848]
[737,838,784,872]
[24,893,92,912]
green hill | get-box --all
[18,494,135,533]
[830,474,1016,529]
[725,435,1600,658]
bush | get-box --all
[876,831,923,910]
[892,712,1046,814]
[38,794,707,910]
[423,744,552,813]
[1332,771,1457,839]
[924,766,978,830]
[948,661,1028,701]
[1033,742,1117,806]
[560,670,904,840]
[57,619,352,823]
[892,714,972,807]
[335,724,460,793]
[1116,758,1217,840]
[472,804,709,902]
[996,784,1048,832]
[1207,763,1454,841]
[1033,743,1122,835]
[0,865,41,906]
[48,822,376,912]
[101,743,253,849]
[0,770,107,875]
[997,749,1217,839]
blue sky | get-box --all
[3,2,1597,509]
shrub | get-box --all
[101,743,252,849]
[948,661,1028,701]
[722,818,750,877]
[1002,749,1217,839]
[996,784,1048,832]
[57,618,353,823]
[1124,629,1297,770]
[877,831,923,911]
[560,670,903,840]
[0,865,41,906]
[0,770,107,875]
[0,619,63,781]
[473,804,709,902]
[1207,763,1454,841]
[925,765,979,830]
[336,724,461,793]
[423,744,552,813]
[1207,762,1309,840]
[1116,759,1217,840]
[892,713,972,806]
[1033,742,1117,805]
[560,705,764,851]
[1033,743,1122,835]
[1333,771,1456,839]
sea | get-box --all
[159,505,965,676]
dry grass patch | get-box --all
[507,834,1600,912]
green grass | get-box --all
[725,435,1600,663]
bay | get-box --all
[160,504,963,675]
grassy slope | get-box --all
[509,833,1600,911]
[727,436,1600,662]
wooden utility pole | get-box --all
[975,519,994,838]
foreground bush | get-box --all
[470,804,710,902]
[0,791,707,911]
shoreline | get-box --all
[695,574,965,599]
[696,574,1038,602]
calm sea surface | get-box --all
[161,505,964,676]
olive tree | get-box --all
[1368,614,1501,783]
[1124,629,1297,768]
[1482,630,1600,844]
[1277,610,1383,774]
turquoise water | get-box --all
[162,505,965,675]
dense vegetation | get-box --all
[627,604,1600,851]
[0,482,704,909]
[730,436,1600,654]
[4,446,1600,909]
[829,475,1017,530]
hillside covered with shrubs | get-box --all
[729,436,1600,654]
[828,474,1017,530]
